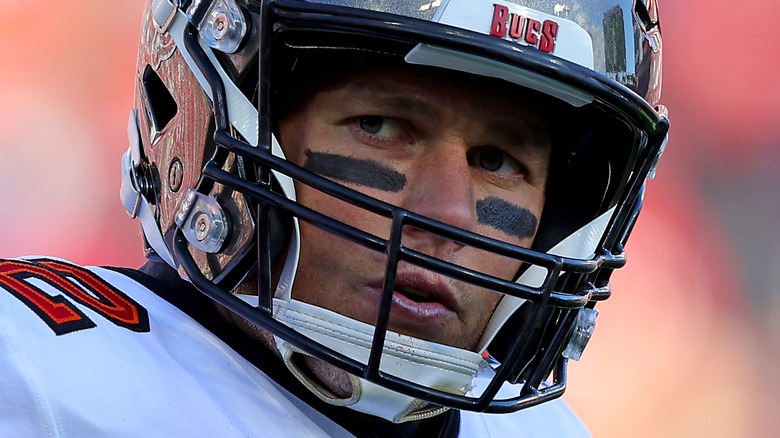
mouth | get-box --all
[361,272,462,342]
[387,272,460,316]
[394,285,441,303]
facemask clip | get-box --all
[175,190,230,253]
[191,0,247,53]
[562,308,598,361]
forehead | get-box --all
[305,63,559,141]
[324,63,547,106]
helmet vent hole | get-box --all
[634,0,658,31]
[142,65,178,133]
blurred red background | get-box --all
[1,1,778,436]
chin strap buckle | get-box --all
[120,110,177,267]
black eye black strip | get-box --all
[303,150,407,192]
[476,197,538,239]
[303,151,536,238]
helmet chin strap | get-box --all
[121,110,177,268]
[271,299,485,424]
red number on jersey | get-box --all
[0,259,149,335]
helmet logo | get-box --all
[433,0,594,68]
[489,4,558,54]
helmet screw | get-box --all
[194,213,211,241]
[212,13,228,40]
[168,157,183,192]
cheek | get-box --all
[292,181,392,280]
[303,151,408,193]
[474,190,544,247]
[476,197,538,241]
[461,289,502,350]
[296,180,393,237]
[468,192,545,282]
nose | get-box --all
[400,140,475,250]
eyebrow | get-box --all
[350,79,549,148]
[482,117,552,152]
[345,78,443,121]
[368,94,443,123]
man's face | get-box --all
[278,64,552,351]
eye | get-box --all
[357,116,404,138]
[478,149,505,172]
[470,147,526,176]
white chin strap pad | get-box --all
[272,299,485,423]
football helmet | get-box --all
[121,0,668,422]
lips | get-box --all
[394,285,439,303]
[392,272,459,312]
[366,271,460,328]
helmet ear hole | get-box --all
[142,64,178,134]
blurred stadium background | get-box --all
[1,1,777,436]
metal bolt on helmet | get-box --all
[121,0,669,420]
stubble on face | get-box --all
[218,62,557,404]
[276,64,551,352]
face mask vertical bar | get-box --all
[255,0,276,313]
[365,209,405,380]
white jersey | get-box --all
[0,257,589,437]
